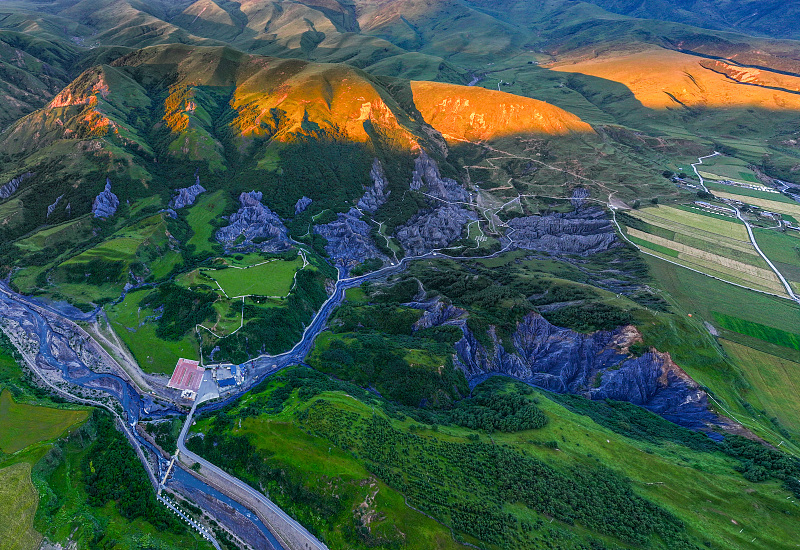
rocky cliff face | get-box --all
[47,194,65,218]
[357,159,391,214]
[169,175,206,209]
[295,196,313,214]
[396,204,477,256]
[0,172,34,199]
[216,191,291,252]
[314,208,388,269]
[507,207,619,256]
[394,152,477,255]
[410,151,471,204]
[430,308,719,432]
[92,179,119,218]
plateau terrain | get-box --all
[0,1,800,550]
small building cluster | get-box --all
[213,364,244,391]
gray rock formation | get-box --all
[216,191,291,252]
[395,204,477,256]
[169,175,206,209]
[410,151,471,203]
[357,159,391,214]
[295,196,313,215]
[92,179,120,218]
[452,312,719,432]
[47,194,64,218]
[409,298,466,330]
[0,172,34,199]
[314,208,387,269]
[570,187,590,209]
[506,208,618,255]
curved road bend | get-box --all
[690,153,800,304]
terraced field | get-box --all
[623,206,785,295]
[712,190,800,218]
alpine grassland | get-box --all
[201,255,306,298]
[188,367,800,550]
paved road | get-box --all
[177,401,328,550]
[735,208,800,304]
[690,153,800,304]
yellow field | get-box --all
[627,228,778,282]
[712,190,800,217]
[629,211,754,253]
[632,206,749,239]
[0,463,41,550]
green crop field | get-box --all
[646,255,800,335]
[752,229,800,283]
[713,190,800,218]
[0,390,88,454]
[186,190,228,254]
[631,206,749,239]
[202,256,305,297]
[189,369,800,550]
[712,312,800,351]
[623,206,790,294]
[0,463,41,550]
[705,182,797,204]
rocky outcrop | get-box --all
[452,312,719,432]
[216,191,291,252]
[395,204,477,256]
[314,208,387,269]
[92,179,120,218]
[570,187,590,209]
[47,194,64,218]
[169,175,205,209]
[295,196,313,215]
[357,159,391,214]
[0,172,34,199]
[506,208,619,255]
[410,151,471,204]
[409,298,467,330]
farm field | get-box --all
[712,190,800,217]
[705,181,794,203]
[202,255,305,298]
[645,255,800,334]
[712,313,800,352]
[623,206,785,295]
[752,228,800,284]
[0,390,88,454]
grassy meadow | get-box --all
[188,368,800,550]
